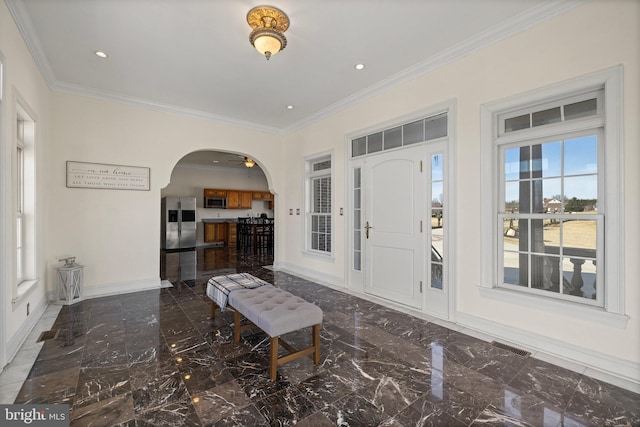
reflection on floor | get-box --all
[3,247,639,425]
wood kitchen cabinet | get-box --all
[240,191,252,208]
[203,221,237,247]
[227,190,252,209]
[203,188,227,197]
[204,188,270,209]
[227,223,237,247]
[204,222,227,243]
[252,191,274,201]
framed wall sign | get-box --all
[66,161,150,191]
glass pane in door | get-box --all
[430,153,444,290]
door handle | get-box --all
[365,221,373,239]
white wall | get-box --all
[46,92,284,298]
[0,0,51,362]
[278,0,639,384]
[1,0,638,388]
[161,164,273,245]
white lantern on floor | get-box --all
[56,257,83,305]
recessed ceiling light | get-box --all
[286,105,294,110]
[212,160,219,163]
[95,51,108,58]
[354,63,365,70]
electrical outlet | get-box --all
[27,302,30,316]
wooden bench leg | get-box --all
[270,336,278,381]
[313,324,320,364]
[234,309,241,343]
[210,302,217,320]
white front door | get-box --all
[361,141,449,318]
[364,145,424,309]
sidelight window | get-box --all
[353,167,362,270]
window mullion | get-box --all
[497,111,601,305]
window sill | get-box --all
[303,250,335,261]
[479,286,629,329]
[12,279,39,308]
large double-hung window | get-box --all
[16,117,25,284]
[482,68,624,315]
[13,97,37,302]
[499,94,603,305]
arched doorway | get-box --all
[160,150,275,285]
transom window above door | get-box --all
[351,113,447,157]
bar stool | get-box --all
[255,218,274,253]
[237,217,254,251]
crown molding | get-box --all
[6,0,588,136]
[4,0,56,87]
[52,80,282,135]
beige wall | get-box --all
[279,0,639,376]
[1,0,638,386]
[0,0,51,354]
[47,93,283,295]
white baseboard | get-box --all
[6,295,48,364]
[456,312,640,393]
[272,263,450,326]
[48,277,162,302]
[83,277,161,299]
[271,263,640,393]
[272,261,343,288]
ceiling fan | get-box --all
[225,154,256,168]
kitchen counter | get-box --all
[202,218,237,223]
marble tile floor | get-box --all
[1,247,639,426]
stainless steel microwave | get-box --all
[205,196,226,209]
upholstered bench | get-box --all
[230,285,323,381]
[206,274,323,381]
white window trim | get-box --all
[16,122,24,284]
[343,100,458,320]
[480,66,625,321]
[12,90,38,307]
[303,150,334,258]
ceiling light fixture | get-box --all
[244,157,255,168]
[355,63,365,70]
[95,51,108,58]
[286,105,294,110]
[247,5,289,60]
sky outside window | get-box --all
[504,135,597,205]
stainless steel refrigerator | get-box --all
[161,197,197,282]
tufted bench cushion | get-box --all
[229,285,323,338]
[206,273,323,381]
